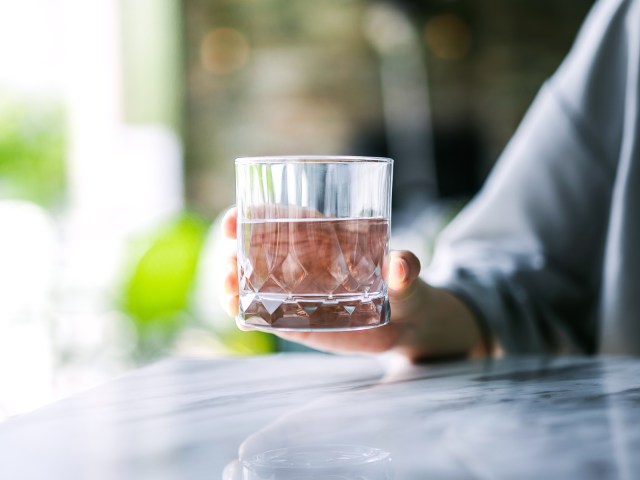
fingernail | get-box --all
[394,258,408,280]
[389,258,408,289]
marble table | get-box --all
[0,354,639,479]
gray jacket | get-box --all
[427,0,640,354]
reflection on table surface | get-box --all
[226,444,393,480]
[0,354,639,479]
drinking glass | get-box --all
[235,156,393,331]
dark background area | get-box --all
[183,0,594,217]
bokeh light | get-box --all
[424,14,472,61]
[200,28,251,75]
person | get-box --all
[219,0,640,359]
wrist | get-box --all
[391,282,493,361]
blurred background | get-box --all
[0,0,593,417]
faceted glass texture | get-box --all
[238,217,390,330]
[236,156,393,331]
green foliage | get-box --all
[0,98,66,207]
[120,212,277,361]
[219,328,277,356]
[122,213,209,361]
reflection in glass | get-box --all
[242,444,393,480]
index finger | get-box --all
[222,207,237,239]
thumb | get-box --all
[388,250,421,293]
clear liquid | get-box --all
[238,217,390,330]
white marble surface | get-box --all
[0,354,639,479]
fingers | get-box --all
[222,207,237,239]
[219,207,239,317]
[223,263,238,295]
[227,295,239,317]
[222,252,239,317]
[388,250,421,293]
[224,266,239,315]
[273,325,401,354]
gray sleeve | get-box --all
[425,0,635,354]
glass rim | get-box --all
[235,155,393,165]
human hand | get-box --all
[220,207,488,360]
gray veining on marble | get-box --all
[0,354,639,479]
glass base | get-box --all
[237,317,390,332]
[238,293,390,331]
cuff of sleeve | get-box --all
[438,283,497,355]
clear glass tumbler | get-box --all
[236,156,393,331]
